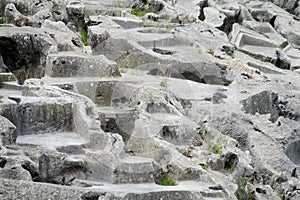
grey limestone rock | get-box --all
[0,115,17,146]
[0,26,52,84]
[1,0,300,199]
[65,0,85,31]
[240,90,281,122]
[46,52,120,78]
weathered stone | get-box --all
[38,151,87,184]
[1,0,300,199]
[0,165,32,181]
[249,130,296,177]
[46,52,120,78]
[274,15,300,49]
[241,91,280,122]
[0,27,52,84]
[0,96,73,135]
[65,0,85,31]
[203,7,226,29]
[272,0,299,14]
[208,152,238,172]
[0,178,86,199]
[283,46,300,71]
[229,23,278,62]
[4,3,52,27]
[111,17,144,29]
[4,3,31,26]
[0,115,16,146]
[242,20,287,46]
[245,1,287,22]
[41,20,83,51]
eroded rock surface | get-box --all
[0,0,300,200]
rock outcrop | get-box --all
[0,0,300,199]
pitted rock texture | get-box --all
[0,0,300,200]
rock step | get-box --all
[1,81,22,90]
[0,88,22,97]
[0,73,16,87]
[46,52,120,78]
[83,0,131,17]
[62,150,161,184]
[17,132,87,150]
[43,76,140,106]
[0,178,227,200]
[89,180,227,199]
[96,106,137,142]
[96,106,200,145]
[113,155,161,184]
[0,96,74,135]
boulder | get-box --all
[41,20,83,51]
[0,26,52,84]
[0,115,17,146]
[229,23,278,63]
[274,15,300,49]
[282,46,300,71]
[240,91,280,122]
[0,96,74,135]
[272,0,299,14]
[46,52,120,78]
[65,0,85,31]
[4,3,52,27]
[111,16,144,29]
[0,165,32,181]
[4,3,31,26]
[203,7,226,29]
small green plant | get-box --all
[212,141,222,154]
[199,163,209,170]
[82,88,90,97]
[0,17,4,24]
[184,109,190,116]
[157,176,177,186]
[119,67,126,73]
[198,47,202,54]
[119,57,133,69]
[160,80,167,88]
[131,8,148,17]
[79,29,88,46]
[207,49,215,55]
[279,42,288,51]
[236,178,256,200]
[198,10,205,21]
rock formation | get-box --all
[0,0,300,199]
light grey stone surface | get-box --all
[0,115,16,145]
[0,0,300,199]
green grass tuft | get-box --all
[131,8,148,17]
[198,11,205,21]
[0,17,4,24]
[160,80,167,88]
[79,29,88,46]
[212,141,222,154]
[207,49,215,55]
[157,176,177,186]
[198,47,202,54]
[279,42,288,51]
[199,163,209,170]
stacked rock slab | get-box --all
[0,0,300,199]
